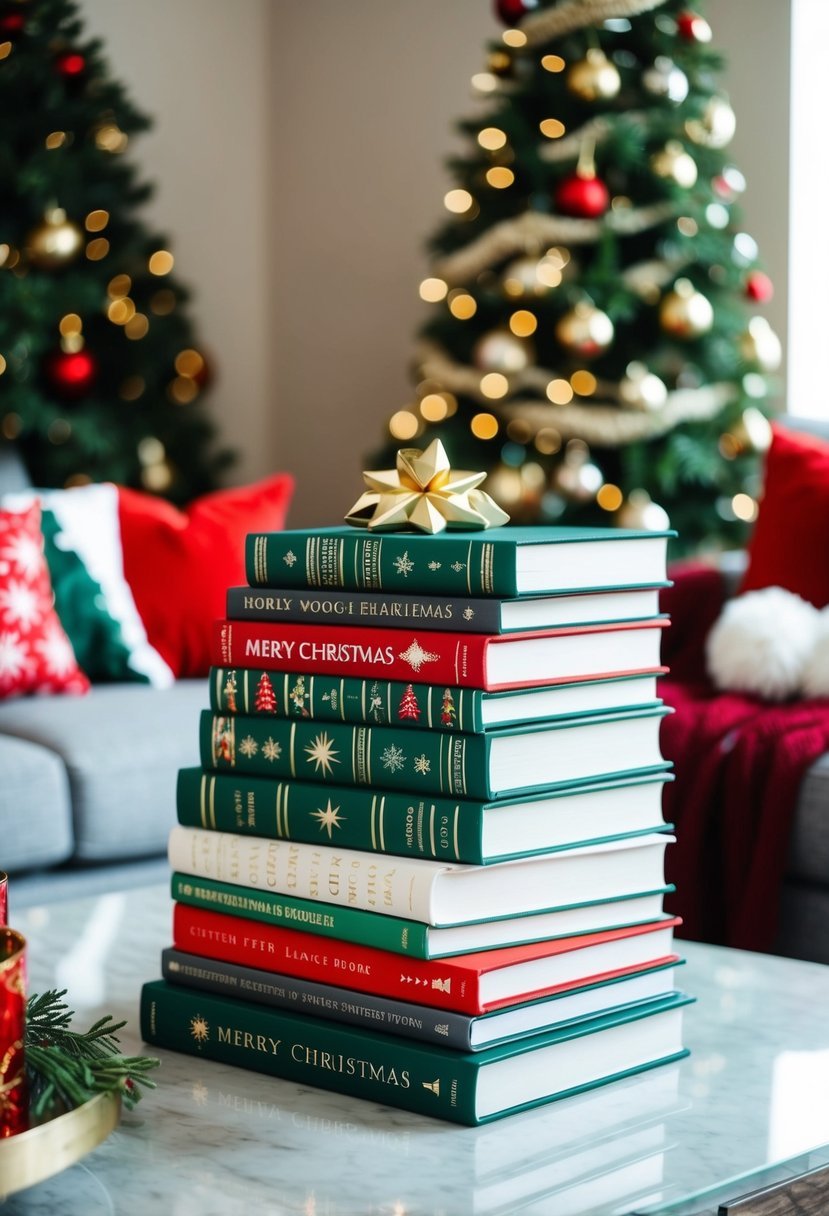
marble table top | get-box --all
[6,883,829,1216]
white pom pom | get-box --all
[706,587,820,701]
[802,608,829,698]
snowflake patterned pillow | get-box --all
[0,503,90,698]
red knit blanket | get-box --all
[659,564,829,952]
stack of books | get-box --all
[141,524,692,1125]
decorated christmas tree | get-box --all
[0,0,229,500]
[254,671,276,714]
[375,0,779,551]
[398,683,421,721]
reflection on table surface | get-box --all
[8,884,829,1216]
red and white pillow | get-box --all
[0,503,89,698]
[0,471,294,697]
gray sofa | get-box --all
[0,444,204,906]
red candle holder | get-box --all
[0,929,27,1137]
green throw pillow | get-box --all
[40,508,150,684]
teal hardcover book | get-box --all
[178,766,672,863]
[199,706,671,800]
[140,979,691,1125]
[245,525,673,597]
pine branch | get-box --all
[25,990,159,1118]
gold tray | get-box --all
[0,1091,121,1198]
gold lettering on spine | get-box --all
[454,641,461,686]
[289,723,297,777]
[453,805,460,860]
[441,735,449,796]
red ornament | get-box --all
[555,171,610,219]
[494,0,538,25]
[54,50,86,78]
[0,11,25,38]
[745,271,774,303]
[676,11,712,42]
[44,348,97,398]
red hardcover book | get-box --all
[213,618,667,691]
[172,903,680,1016]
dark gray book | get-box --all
[226,584,667,634]
[161,947,683,1052]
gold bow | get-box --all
[345,439,510,534]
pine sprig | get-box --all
[25,990,159,1118]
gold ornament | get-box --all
[642,56,688,103]
[659,278,714,339]
[502,255,547,297]
[618,362,668,411]
[739,317,782,371]
[615,490,670,531]
[650,141,697,189]
[555,301,614,358]
[473,328,532,374]
[727,407,773,455]
[685,97,736,149]
[25,208,84,269]
[566,48,621,102]
[345,438,510,534]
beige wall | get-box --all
[80,0,273,487]
[79,0,790,526]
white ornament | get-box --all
[706,587,820,702]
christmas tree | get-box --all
[0,0,229,500]
[375,0,779,552]
[398,684,421,721]
[254,672,276,714]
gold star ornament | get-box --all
[345,439,510,534]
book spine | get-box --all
[208,667,485,733]
[199,711,490,799]
[177,768,486,863]
[162,948,476,1050]
[141,980,480,1123]
[226,586,504,633]
[170,872,432,957]
[172,903,482,1013]
[168,825,441,923]
[245,532,518,596]
[213,619,490,688]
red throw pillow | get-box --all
[118,474,294,677]
[0,503,90,698]
[741,423,829,607]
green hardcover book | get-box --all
[245,525,673,597]
[199,707,670,800]
[178,767,671,863]
[140,979,691,1125]
[170,872,675,959]
[208,667,665,733]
